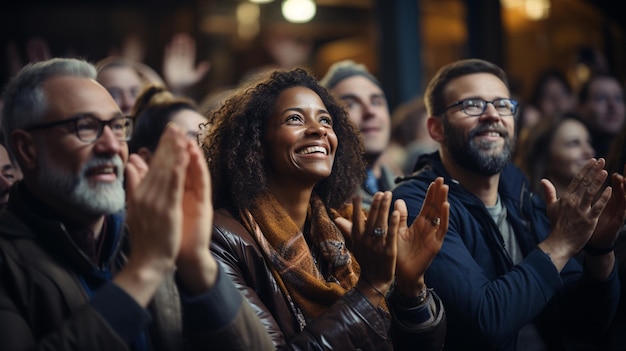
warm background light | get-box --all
[281,0,316,24]
[237,2,260,40]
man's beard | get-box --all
[37,151,126,216]
[443,118,514,176]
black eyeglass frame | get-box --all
[441,98,519,117]
[23,114,134,143]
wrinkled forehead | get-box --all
[42,76,123,122]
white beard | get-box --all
[37,151,125,215]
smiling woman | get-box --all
[201,67,449,350]
[263,85,338,186]
[204,68,364,212]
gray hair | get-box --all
[1,57,97,162]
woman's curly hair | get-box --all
[201,67,365,211]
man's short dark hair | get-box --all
[425,59,509,117]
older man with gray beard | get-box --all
[0,58,272,350]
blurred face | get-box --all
[27,76,129,216]
[96,66,143,115]
[331,76,390,160]
[521,105,541,130]
[547,119,595,183]
[171,109,207,142]
[441,73,516,176]
[0,144,21,207]
[580,77,625,135]
[539,78,575,118]
[264,86,337,187]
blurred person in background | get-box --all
[385,95,438,176]
[95,56,157,115]
[529,69,577,122]
[577,72,626,158]
[96,33,210,115]
[320,60,399,211]
[129,84,207,164]
[516,69,576,154]
[515,112,595,200]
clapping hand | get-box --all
[395,177,449,296]
[539,158,612,272]
[587,164,626,250]
[119,124,191,306]
[336,192,400,305]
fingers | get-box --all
[580,159,608,208]
[350,195,364,243]
[125,154,148,199]
[146,124,190,205]
[386,208,399,253]
[438,202,451,242]
[124,123,191,270]
[564,159,607,209]
[565,158,597,193]
[151,124,190,170]
[184,139,210,200]
[541,178,558,205]
[417,177,448,229]
[435,179,450,241]
[388,199,405,241]
[195,61,211,78]
[612,167,626,196]
[334,216,352,239]
[394,198,409,231]
[591,186,612,218]
[367,192,392,235]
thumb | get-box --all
[194,62,211,79]
[540,178,558,205]
[334,217,352,240]
[125,154,149,200]
[394,198,408,229]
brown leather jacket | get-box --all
[211,209,446,351]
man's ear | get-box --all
[11,130,37,171]
[137,147,152,164]
[427,116,445,143]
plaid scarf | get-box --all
[241,191,360,329]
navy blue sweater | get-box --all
[392,152,619,350]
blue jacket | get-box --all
[392,151,620,350]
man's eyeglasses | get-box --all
[442,98,519,117]
[23,115,133,143]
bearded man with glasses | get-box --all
[0,58,272,350]
[392,59,625,350]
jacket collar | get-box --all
[1,181,125,272]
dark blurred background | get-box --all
[1,0,623,110]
